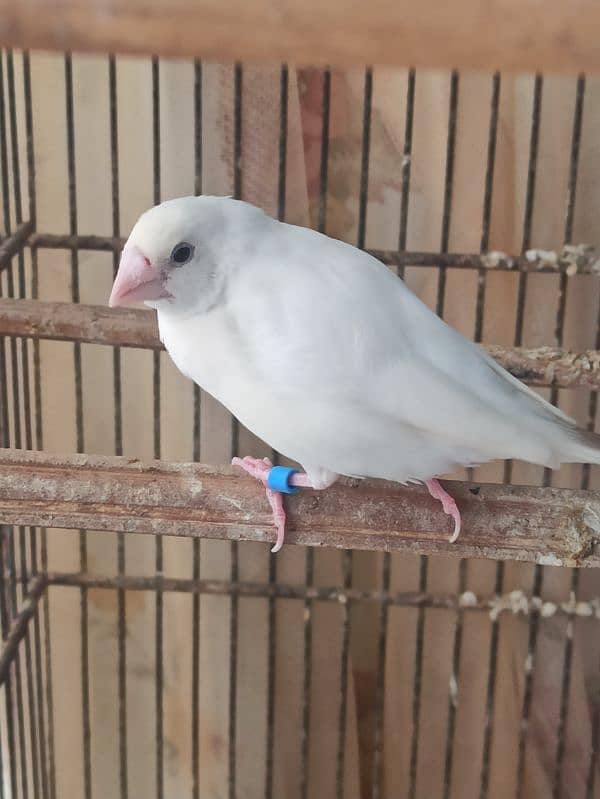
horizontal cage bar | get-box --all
[41,571,600,620]
[12,231,600,275]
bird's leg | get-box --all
[425,479,461,543]
[231,457,286,552]
[230,456,304,553]
[231,457,336,553]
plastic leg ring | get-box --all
[267,466,300,494]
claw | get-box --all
[232,456,288,552]
[425,479,462,543]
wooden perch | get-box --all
[0,0,598,74]
[0,298,161,349]
[1,298,600,389]
[0,448,599,566]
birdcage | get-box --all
[0,3,599,798]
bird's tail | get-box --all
[559,425,600,465]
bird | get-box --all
[109,195,600,552]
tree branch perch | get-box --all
[0,448,599,566]
[1,298,600,389]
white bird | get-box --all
[109,195,600,552]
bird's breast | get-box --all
[157,308,276,430]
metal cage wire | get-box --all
[0,51,598,799]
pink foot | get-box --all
[425,479,461,543]
[232,456,288,553]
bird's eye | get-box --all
[170,242,194,266]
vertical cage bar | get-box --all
[563,76,585,246]
[476,74,504,799]
[317,68,331,235]
[407,556,427,799]
[6,48,42,799]
[192,59,203,462]
[444,67,503,799]
[7,530,28,799]
[0,71,18,793]
[584,244,600,799]
[191,57,202,799]
[231,62,242,457]
[6,52,31,451]
[299,549,314,799]
[191,540,200,799]
[193,61,203,201]
[227,61,243,799]
[372,65,416,799]
[586,693,599,798]
[335,64,372,799]
[23,54,35,230]
[155,516,164,799]
[0,704,5,799]
[552,578,578,799]
[28,221,49,799]
[439,71,459,259]
[29,228,56,799]
[108,53,128,799]
[0,528,18,799]
[300,66,332,799]
[7,49,43,799]
[64,51,92,799]
[356,66,372,251]
[0,52,22,631]
[397,68,416,264]
[150,53,164,799]
[514,74,544,799]
[0,50,30,799]
[228,541,238,799]
[515,567,544,798]
[520,75,543,257]
[335,551,353,799]
[109,59,123,461]
[276,64,288,223]
[477,563,505,799]
[552,74,586,799]
[569,76,600,799]
[264,549,277,799]
[441,560,467,799]
[264,62,288,799]
[371,551,391,799]
[40,530,56,799]
[479,74,501,256]
[409,69,458,799]
[30,223,55,799]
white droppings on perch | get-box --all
[525,248,558,267]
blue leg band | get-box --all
[267,466,300,494]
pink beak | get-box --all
[109,245,170,308]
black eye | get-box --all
[170,242,194,266]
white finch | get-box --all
[109,196,600,551]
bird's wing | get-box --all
[229,222,577,471]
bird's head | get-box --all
[109,195,262,316]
